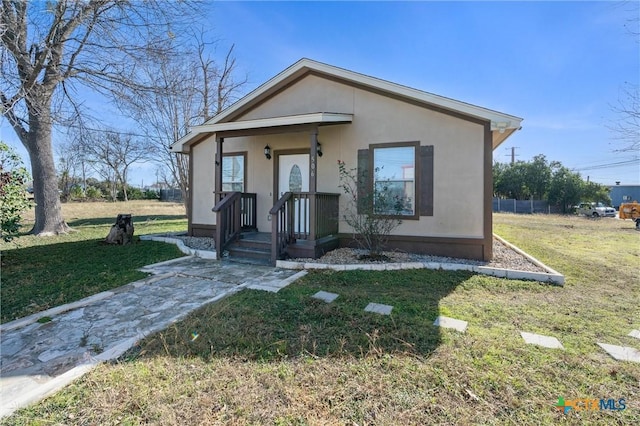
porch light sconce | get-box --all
[264,145,272,160]
[316,142,323,157]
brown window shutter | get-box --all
[357,149,371,214]
[419,145,434,216]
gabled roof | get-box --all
[171,58,522,153]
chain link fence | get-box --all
[493,198,562,214]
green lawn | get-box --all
[2,213,639,425]
[0,200,187,323]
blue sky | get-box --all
[209,0,639,185]
[2,1,638,186]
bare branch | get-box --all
[608,83,640,152]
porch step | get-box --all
[225,254,272,267]
[227,246,271,261]
[235,233,271,250]
[226,232,272,264]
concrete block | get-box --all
[304,262,328,270]
[423,262,441,270]
[194,249,217,260]
[364,302,393,315]
[312,291,339,303]
[344,264,364,271]
[384,263,403,270]
[476,266,507,278]
[401,262,425,270]
[433,315,468,332]
[247,284,279,293]
[440,262,463,271]
[597,343,640,363]
[520,331,564,349]
[276,260,303,269]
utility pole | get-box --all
[505,146,519,164]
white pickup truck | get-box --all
[575,202,616,218]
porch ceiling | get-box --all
[171,112,353,153]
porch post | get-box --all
[214,136,224,252]
[309,129,318,240]
[215,136,223,201]
[309,129,318,194]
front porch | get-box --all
[184,112,352,265]
[212,191,340,264]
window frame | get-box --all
[369,141,420,220]
[221,151,247,193]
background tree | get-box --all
[494,161,530,200]
[494,154,551,200]
[56,137,86,201]
[78,129,153,202]
[114,34,247,217]
[1,0,197,235]
[0,141,32,241]
[494,155,613,212]
[524,154,551,199]
[609,82,639,153]
[581,181,612,205]
[547,162,584,213]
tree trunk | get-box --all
[23,104,70,236]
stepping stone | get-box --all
[597,343,640,363]
[433,316,468,332]
[520,331,564,349]
[364,303,393,315]
[312,291,339,303]
[628,329,640,340]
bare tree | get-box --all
[56,135,88,200]
[114,34,247,217]
[0,0,197,235]
[609,83,640,153]
[608,2,639,153]
[78,129,153,202]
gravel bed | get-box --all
[167,234,547,273]
[171,235,216,251]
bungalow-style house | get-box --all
[171,59,522,264]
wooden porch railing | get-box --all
[214,192,257,230]
[212,192,258,253]
[270,192,340,263]
[212,192,242,253]
[314,192,340,239]
[239,193,257,230]
[270,192,294,264]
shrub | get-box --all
[0,142,33,241]
[70,185,85,200]
[85,186,103,200]
[143,189,160,200]
[337,160,405,257]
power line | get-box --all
[572,158,640,171]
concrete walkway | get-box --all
[0,256,303,418]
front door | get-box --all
[278,154,310,236]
